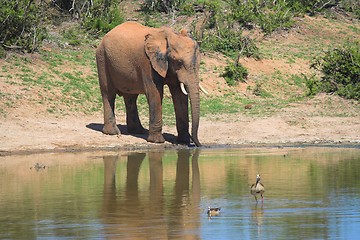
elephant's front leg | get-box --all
[146,83,165,143]
[169,84,190,144]
[123,94,146,134]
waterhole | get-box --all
[1,147,359,239]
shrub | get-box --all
[228,0,295,34]
[222,61,248,86]
[256,3,295,34]
[0,0,47,52]
[61,28,83,46]
[304,74,321,96]
[0,46,6,59]
[82,0,124,34]
[293,0,360,18]
[201,28,260,59]
[202,0,224,29]
[228,0,257,28]
[310,41,360,100]
[338,0,360,19]
[142,0,187,13]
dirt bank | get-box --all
[1,94,359,155]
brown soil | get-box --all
[1,92,359,155]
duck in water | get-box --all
[250,174,265,203]
[207,206,221,217]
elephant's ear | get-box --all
[144,32,168,78]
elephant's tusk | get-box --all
[199,83,209,95]
[180,82,188,95]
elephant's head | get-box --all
[144,28,202,147]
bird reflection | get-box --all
[251,203,264,238]
[101,149,201,239]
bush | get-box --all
[229,0,295,34]
[61,28,83,46]
[0,0,47,52]
[142,0,187,13]
[228,0,257,28]
[0,46,6,59]
[310,41,360,100]
[256,3,295,34]
[201,28,260,59]
[339,0,360,19]
[82,0,124,34]
[292,0,360,18]
[222,61,248,86]
[304,74,321,96]
[51,0,124,34]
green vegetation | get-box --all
[308,41,360,100]
[201,28,260,59]
[221,61,248,86]
[82,0,124,34]
[227,0,295,34]
[143,0,188,13]
[0,0,122,53]
[1,49,101,115]
[0,0,47,52]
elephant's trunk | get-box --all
[188,85,201,147]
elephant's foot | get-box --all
[147,133,165,143]
[177,133,191,145]
[103,123,121,135]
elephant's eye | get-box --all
[176,59,184,65]
[172,59,184,70]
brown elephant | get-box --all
[96,21,202,146]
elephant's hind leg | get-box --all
[102,93,121,135]
[96,47,120,135]
[123,94,146,134]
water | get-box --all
[1,147,360,239]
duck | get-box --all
[207,206,221,217]
[250,174,265,203]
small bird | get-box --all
[207,206,221,217]
[250,174,265,203]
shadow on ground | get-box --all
[86,123,178,144]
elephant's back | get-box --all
[100,21,151,62]
[103,21,150,47]
[97,22,152,94]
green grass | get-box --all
[0,47,103,115]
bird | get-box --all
[207,206,221,217]
[250,174,265,203]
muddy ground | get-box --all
[1,93,359,155]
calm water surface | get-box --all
[1,147,360,239]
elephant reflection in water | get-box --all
[101,150,201,239]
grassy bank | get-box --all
[1,6,360,123]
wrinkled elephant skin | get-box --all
[96,21,202,146]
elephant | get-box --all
[96,21,203,146]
